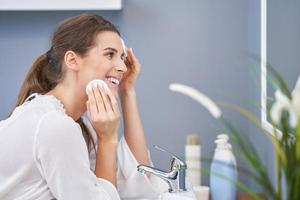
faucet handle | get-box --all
[154,145,186,170]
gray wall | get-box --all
[268,0,300,92]
[1,0,292,189]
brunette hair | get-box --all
[13,13,120,151]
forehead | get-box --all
[94,31,122,50]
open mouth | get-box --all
[106,76,120,86]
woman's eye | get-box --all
[106,52,114,59]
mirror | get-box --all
[261,0,300,135]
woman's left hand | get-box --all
[119,48,140,94]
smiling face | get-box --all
[78,31,127,98]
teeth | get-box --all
[107,77,119,85]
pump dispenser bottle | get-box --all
[210,134,237,200]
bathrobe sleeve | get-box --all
[82,116,169,200]
[33,111,120,200]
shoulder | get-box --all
[41,110,78,129]
[33,111,88,160]
[35,111,83,145]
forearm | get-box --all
[121,89,151,166]
[95,139,118,186]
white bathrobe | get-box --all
[0,94,168,200]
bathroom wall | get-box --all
[1,0,294,189]
[267,0,300,91]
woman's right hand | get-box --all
[86,85,120,143]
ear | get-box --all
[64,50,80,71]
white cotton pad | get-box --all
[121,38,127,57]
[85,79,111,95]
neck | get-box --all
[46,84,86,121]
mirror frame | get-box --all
[260,0,282,137]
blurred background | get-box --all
[0,0,299,190]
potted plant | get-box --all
[169,65,300,200]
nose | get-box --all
[115,59,128,73]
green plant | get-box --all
[169,66,300,200]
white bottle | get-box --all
[185,134,201,187]
[210,134,237,200]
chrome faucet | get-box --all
[137,145,187,193]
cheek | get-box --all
[92,59,113,76]
[83,59,108,78]
[77,67,99,92]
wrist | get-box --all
[97,139,118,150]
[97,135,118,146]
[120,88,136,98]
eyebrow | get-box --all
[103,47,125,57]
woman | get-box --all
[0,13,166,200]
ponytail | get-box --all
[15,53,51,107]
[12,53,95,152]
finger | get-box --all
[127,48,140,72]
[127,48,139,66]
[124,57,131,68]
[92,85,105,113]
[97,85,111,112]
[99,89,118,122]
[124,48,132,68]
[87,88,98,114]
[126,48,134,65]
[106,90,119,112]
